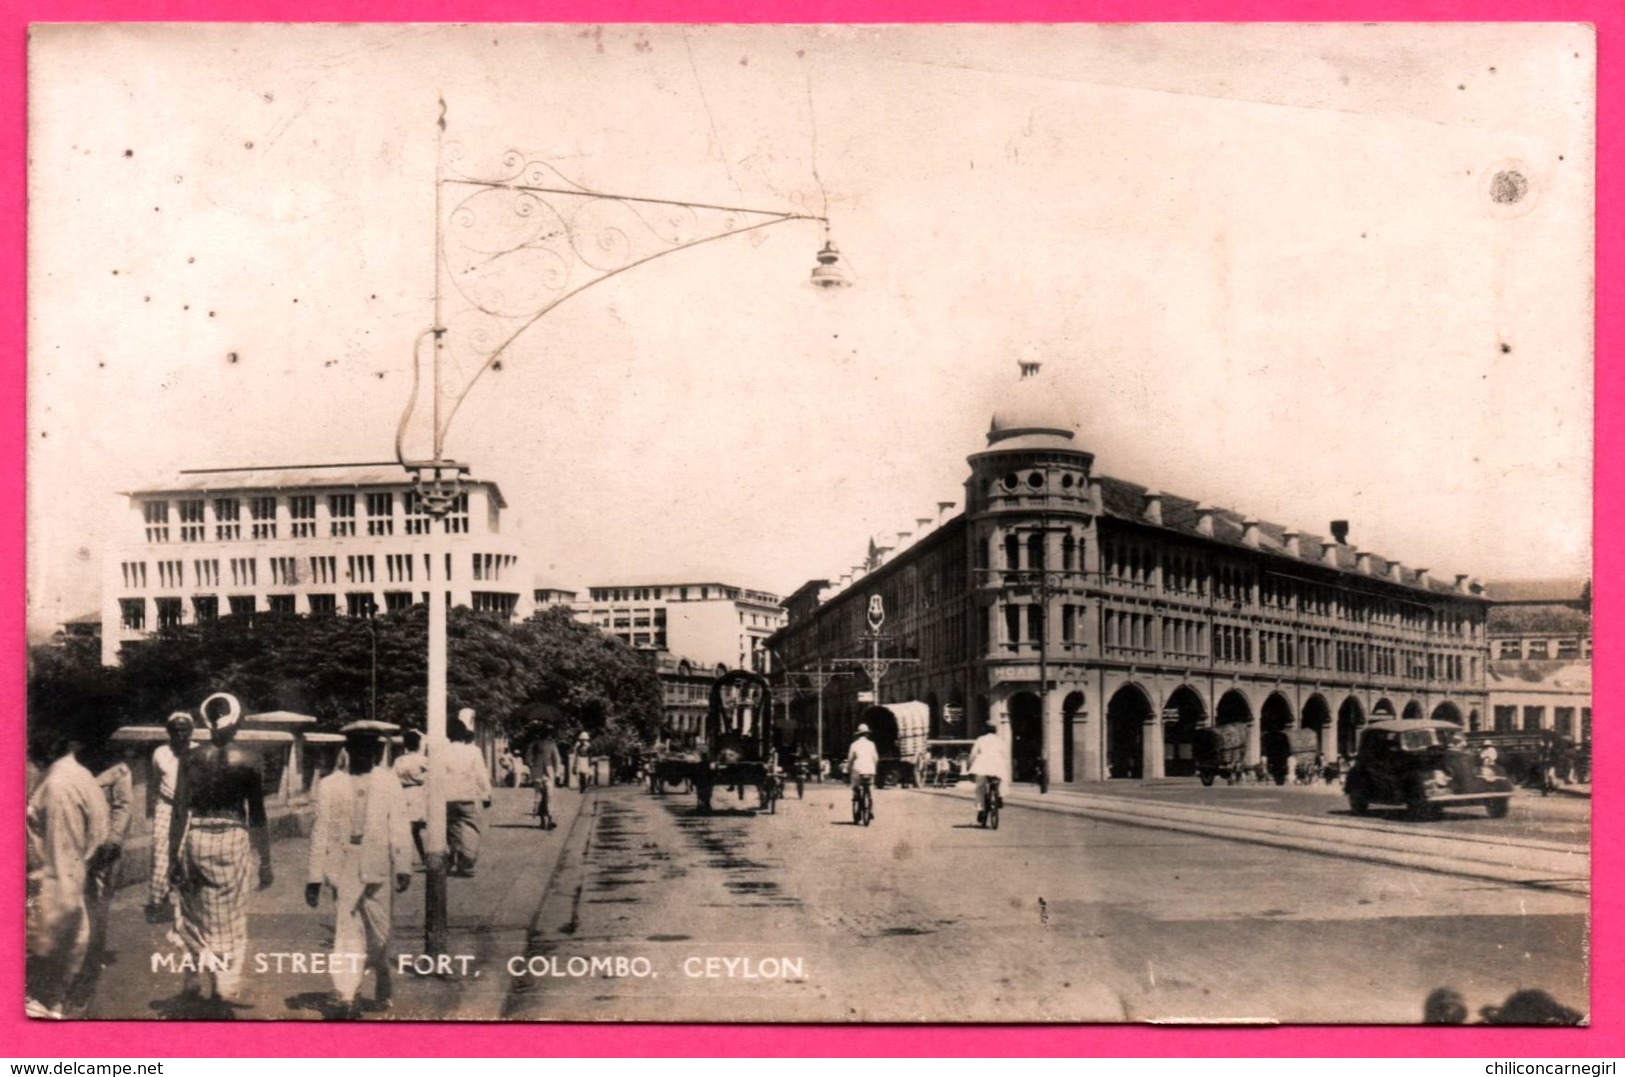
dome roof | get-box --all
[987,361,1077,448]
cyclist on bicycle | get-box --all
[967,718,1011,827]
[847,723,879,818]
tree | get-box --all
[511,607,664,746]
[100,606,662,748]
[27,636,127,756]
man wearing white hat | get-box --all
[846,724,879,791]
[306,720,412,1018]
[145,712,194,924]
[167,693,272,1005]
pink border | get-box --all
[4,2,1615,1058]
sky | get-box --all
[26,23,1594,635]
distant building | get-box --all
[101,463,533,664]
[58,611,103,642]
[634,650,722,746]
[1483,579,1591,741]
[768,361,1491,784]
[531,583,579,609]
[577,580,786,674]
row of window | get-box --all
[588,584,775,604]
[1080,607,1481,681]
[140,492,471,543]
[119,589,518,629]
[1042,536,1485,640]
[119,551,521,589]
[1494,637,1590,660]
[1490,705,1592,738]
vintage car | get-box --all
[1344,719,1514,819]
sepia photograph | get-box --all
[25,22,1593,1025]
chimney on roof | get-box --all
[1196,503,1215,537]
[1143,490,1163,526]
[1469,578,1485,596]
[1354,549,1373,575]
[1330,520,1350,545]
[916,517,933,535]
[1283,529,1301,558]
[937,501,956,522]
[1454,573,1470,594]
[1389,560,1405,583]
[1322,541,1340,567]
[1241,517,1262,548]
[895,531,913,550]
[1414,566,1430,589]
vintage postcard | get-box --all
[25,23,1592,1024]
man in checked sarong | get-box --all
[167,694,273,1006]
[306,721,412,1019]
[146,713,194,925]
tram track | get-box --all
[920,785,1590,896]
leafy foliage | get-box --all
[30,608,664,751]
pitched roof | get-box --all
[1094,475,1477,598]
[1481,578,1590,604]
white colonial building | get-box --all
[577,580,786,674]
[101,463,533,664]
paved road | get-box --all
[505,783,1588,1024]
[1081,778,1590,846]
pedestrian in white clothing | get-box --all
[26,722,109,1019]
[966,719,1011,826]
[146,712,195,922]
[443,710,491,877]
[306,721,412,1019]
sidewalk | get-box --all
[80,785,589,1021]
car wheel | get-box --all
[1200,772,1215,787]
[1486,798,1510,819]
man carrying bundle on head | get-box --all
[306,720,412,1019]
[167,693,273,1008]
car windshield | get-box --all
[1397,728,1466,751]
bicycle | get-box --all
[851,775,874,826]
[977,776,1002,830]
[761,768,784,814]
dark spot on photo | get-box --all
[228,352,239,363]
[123,149,133,158]
[1490,170,1528,204]
[1500,343,1512,354]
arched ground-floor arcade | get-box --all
[978,661,1486,784]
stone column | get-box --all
[1142,714,1165,781]
[1245,709,1262,767]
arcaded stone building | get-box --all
[768,363,1491,785]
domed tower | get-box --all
[965,360,1097,787]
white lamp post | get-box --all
[395,103,851,951]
